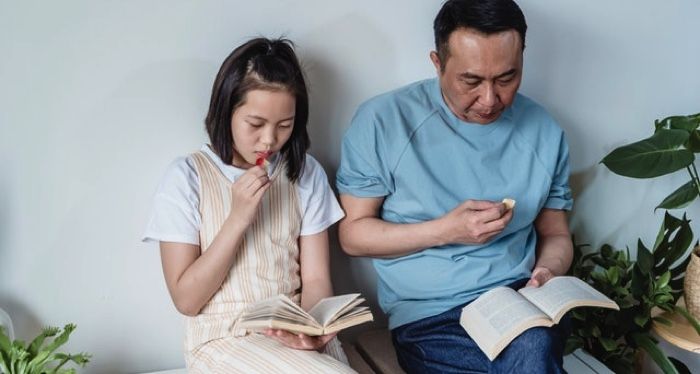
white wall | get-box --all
[1,1,699,372]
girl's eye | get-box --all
[247,122,264,128]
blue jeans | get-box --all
[391,279,571,374]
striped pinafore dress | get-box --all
[185,151,354,373]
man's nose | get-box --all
[479,83,497,108]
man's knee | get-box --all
[509,327,560,357]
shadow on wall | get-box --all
[0,296,42,345]
[569,163,662,253]
[301,11,399,168]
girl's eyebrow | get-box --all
[246,114,295,122]
[246,115,268,121]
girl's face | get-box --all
[230,89,296,169]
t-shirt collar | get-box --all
[200,144,280,182]
[429,78,514,136]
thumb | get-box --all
[526,278,540,287]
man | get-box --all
[336,0,573,372]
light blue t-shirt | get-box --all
[336,78,573,329]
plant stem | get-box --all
[687,164,700,198]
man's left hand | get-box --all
[526,266,554,287]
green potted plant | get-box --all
[602,112,700,320]
[0,324,90,374]
[566,212,700,373]
[566,112,700,373]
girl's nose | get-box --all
[260,126,276,147]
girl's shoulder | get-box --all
[162,155,199,187]
[297,153,331,188]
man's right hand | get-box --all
[439,200,513,245]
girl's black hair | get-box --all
[205,37,310,182]
[434,0,527,70]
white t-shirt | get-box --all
[143,145,345,245]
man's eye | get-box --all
[498,77,515,84]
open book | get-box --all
[460,276,619,361]
[237,293,374,336]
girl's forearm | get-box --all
[171,218,249,315]
[300,279,333,311]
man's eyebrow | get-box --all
[459,72,483,80]
[459,69,517,80]
[495,69,517,79]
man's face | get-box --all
[431,28,523,124]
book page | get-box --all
[324,308,374,334]
[518,276,619,323]
[460,287,551,360]
[239,294,319,327]
[308,293,361,326]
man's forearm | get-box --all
[534,233,573,276]
[339,216,445,258]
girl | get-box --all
[143,38,355,373]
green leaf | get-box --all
[659,220,693,273]
[664,211,683,233]
[656,180,699,210]
[0,326,12,358]
[632,333,679,374]
[601,129,693,178]
[661,113,700,132]
[28,326,60,357]
[637,239,654,275]
[657,271,671,289]
[685,130,700,153]
[600,337,619,352]
[634,314,649,327]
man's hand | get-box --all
[263,329,336,352]
[440,200,513,245]
[526,266,554,287]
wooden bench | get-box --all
[349,329,614,374]
[142,329,613,374]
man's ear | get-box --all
[429,51,442,74]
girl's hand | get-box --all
[229,166,271,227]
[263,329,336,352]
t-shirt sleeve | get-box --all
[336,104,394,197]
[297,155,345,236]
[142,156,201,245]
[544,131,573,211]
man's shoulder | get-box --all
[356,79,438,118]
[511,93,562,134]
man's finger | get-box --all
[463,199,499,211]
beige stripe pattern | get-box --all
[184,151,354,373]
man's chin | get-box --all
[466,113,501,124]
